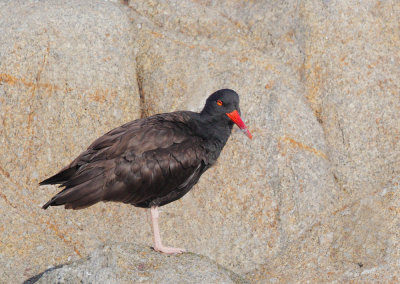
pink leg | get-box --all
[150,206,186,254]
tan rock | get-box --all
[0,0,399,282]
[0,0,140,281]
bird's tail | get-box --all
[39,166,78,185]
[41,165,106,210]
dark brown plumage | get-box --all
[41,89,252,254]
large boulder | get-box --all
[27,243,246,284]
[0,0,398,282]
[0,0,140,281]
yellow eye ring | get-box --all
[217,100,223,106]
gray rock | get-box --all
[27,243,246,284]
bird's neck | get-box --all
[191,112,233,158]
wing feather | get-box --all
[42,112,209,209]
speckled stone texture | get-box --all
[0,0,399,283]
[27,243,246,284]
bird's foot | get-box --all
[153,245,186,254]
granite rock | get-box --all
[0,0,141,281]
[0,0,399,283]
[26,243,246,284]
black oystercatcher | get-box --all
[41,89,252,254]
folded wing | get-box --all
[41,112,208,209]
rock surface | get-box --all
[0,0,141,281]
[0,0,399,283]
[26,243,246,284]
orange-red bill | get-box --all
[226,110,253,139]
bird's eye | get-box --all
[217,100,223,106]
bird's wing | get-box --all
[101,136,207,207]
[41,112,209,209]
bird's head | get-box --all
[201,89,252,139]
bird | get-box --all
[40,89,252,254]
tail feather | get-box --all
[41,168,105,210]
[39,166,79,185]
[64,184,104,210]
[62,167,103,188]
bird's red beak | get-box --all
[226,110,253,139]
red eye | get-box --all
[217,100,223,106]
